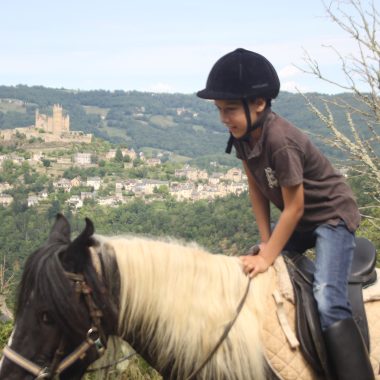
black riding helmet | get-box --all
[197,48,280,153]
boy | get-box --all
[197,48,374,380]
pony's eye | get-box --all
[41,312,54,325]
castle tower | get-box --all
[35,109,48,130]
[62,114,70,133]
[34,104,70,134]
[52,104,63,135]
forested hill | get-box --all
[0,85,355,159]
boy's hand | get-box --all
[239,254,270,278]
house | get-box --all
[227,182,247,195]
[223,168,243,182]
[115,181,124,191]
[121,148,137,160]
[53,178,72,192]
[0,182,12,192]
[86,177,102,191]
[98,196,120,207]
[146,158,161,167]
[38,190,49,199]
[11,155,25,165]
[106,149,117,160]
[74,152,92,165]
[70,177,82,187]
[66,195,83,209]
[170,183,195,201]
[57,157,72,165]
[175,166,208,181]
[0,155,8,166]
[27,195,39,207]
[140,179,169,195]
[81,192,94,201]
[31,152,43,163]
[0,194,13,207]
[209,173,223,185]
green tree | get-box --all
[114,147,124,163]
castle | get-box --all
[0,104,92,143]
[35,104,70,135]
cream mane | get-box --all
[97,235,276,379]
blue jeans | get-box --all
[284,221,355,330]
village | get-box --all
[0,104,248,210]
[0,147,247,210]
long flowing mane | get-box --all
[96,235,276,379]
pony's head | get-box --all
[0,214,118,380]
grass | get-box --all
[83,106,110,118]
[0,101,26,113]
[149,115,176,128]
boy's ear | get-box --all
[254,98,267,112]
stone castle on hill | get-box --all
[0,104,92,143]
[35,104,70,135]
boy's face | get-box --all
[214,99,266,139]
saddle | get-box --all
[284,237,377,378]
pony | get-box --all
[0,214,379,379]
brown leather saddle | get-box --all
[283,237,377,379]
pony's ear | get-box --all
[48,213,71,244]
[60,218,95,272]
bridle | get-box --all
[2,271,107,379]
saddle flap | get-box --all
[350,237,376,279]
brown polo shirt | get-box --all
[234,111,360,232]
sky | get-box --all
[0,0,368,95]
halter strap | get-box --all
[2,345,46,378]
[3,327,103,378]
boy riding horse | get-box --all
[197,48,374,380]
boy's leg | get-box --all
[313,221,374,380]
[313,221,354,330]
[283,229,315,254]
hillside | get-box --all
[0,85,362,160]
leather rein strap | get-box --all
[185,277,252,380]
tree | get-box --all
[300,0,379,226]
[114,147,124,163]
[42,158,51,168]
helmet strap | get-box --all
[225,101,271,154]
[225,100,253,154]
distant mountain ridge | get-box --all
[0,85,354,160]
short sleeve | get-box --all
[272,146,304,187]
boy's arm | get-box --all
[241,165,305,277]
[243,161,271,243]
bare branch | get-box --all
[299,0,380,216]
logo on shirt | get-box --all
[264,167,279,188]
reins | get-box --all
[185,276,252,380]
[85,351,136,373]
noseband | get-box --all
[3,272,107,379]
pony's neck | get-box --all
[103,236,273,379]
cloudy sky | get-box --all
[1,0,365,94]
